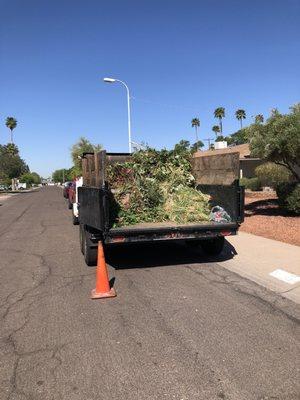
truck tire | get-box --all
[72,211,79,225]
[82,227,98,266]
[79,224,84,254]
[201,237,225,256]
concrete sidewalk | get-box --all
[224,231,300,304]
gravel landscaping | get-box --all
[240,191,300,246]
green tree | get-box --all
[250,104,300,181]
[174,140,191,154]
[191,118,200,142]
[0,144,28,183]
[71,137,102,175]
[19,172,41,186]
[5,117,17,143]
[255,114,264,124]
[214,107,225,133]
[229,128,249,145]
[5,143,19,156]
[212,125,220,137]
[191,140,204,153]
[235,109,246,129]
[52,168,74,183]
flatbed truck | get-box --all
[78,150,244,265]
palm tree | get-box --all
[5,117,17,143]
[212,125,220,137]
[214,107,225,133]
[191,118,200,142]
[235,109,246,129]
[255,114,264,124]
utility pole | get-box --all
[203,138,214,149]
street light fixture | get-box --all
[103,77,132,153]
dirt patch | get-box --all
[240,191,300,246]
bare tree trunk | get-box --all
[195,127,198,142]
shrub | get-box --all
[255,162,291,188]
[276,182,295,206]
[240,177,261,191]
[276,182,300,214]
[286,185,300,214]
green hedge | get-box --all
[255,162,291,189]
[240,177,262,191]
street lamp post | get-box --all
[103,77,132,153]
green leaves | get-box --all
[214,107,225,119]
[249,105,300,181]
[70,137,102,176]
[108,144,210,227]
[0,144,28,183]
[5,117,17,131]
[235,109,246,120]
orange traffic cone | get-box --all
[91,241,116,299]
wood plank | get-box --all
[192,152,239,185]
[94,150,107,188]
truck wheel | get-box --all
[79,224,84,254]
[83,228,98,266]
[72,211,79,225]
[201,237,225,256]
[68,200,72,210]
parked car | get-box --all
[67,181,76,210]
[63,181,72,198]
[0,184,9,191]
[71,177,83,225]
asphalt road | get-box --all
[0,187,299,400]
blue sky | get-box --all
[0,0,299,177]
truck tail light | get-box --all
[111,236,125,243]
[220,231,232,236]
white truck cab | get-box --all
[72,176,83,225]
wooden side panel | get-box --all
[82,158,88,185]
[192,152,240,185]
[82,151,131,188]
[107,154,132,164]
[94,150,107,188]
[86,154,95,186]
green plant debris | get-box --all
[107,145,211,227]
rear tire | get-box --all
[82,227,98,266]
[79,224,84,254]
[72,211,79,225]
[201,237,225,256]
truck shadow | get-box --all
[105,239,237,270]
